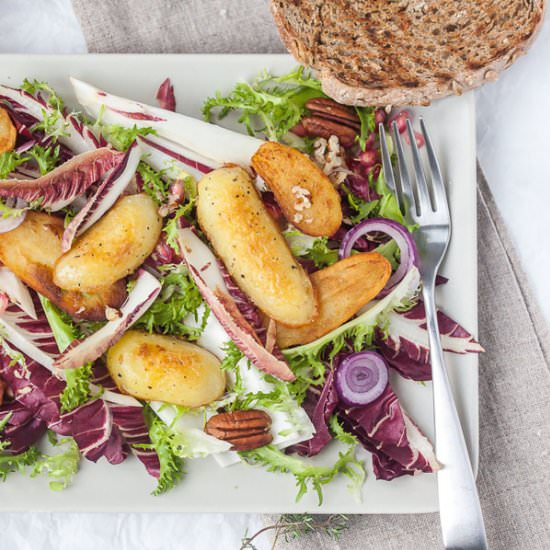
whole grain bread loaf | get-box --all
[270,0,545,106]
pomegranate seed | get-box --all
[403,130,425,148]
[374,109,386,125]
[388,110,411,133]
[169,180,185,205]
[363,133,376,150]
[358,149,379,167]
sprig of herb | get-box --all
[240,514,350,550]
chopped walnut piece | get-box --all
[312,135,351,186]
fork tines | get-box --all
[378,118,449,224]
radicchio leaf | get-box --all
[0,147,122,210]
[61,141,141,251]
[72,77,262,166]
[0,399,47,454]
[0,352,63,425]
[137,134,218,182]
[50,399,127,464]
[54,270,161,370]
[0,85,94,158]
[110,404,160,477]
[377,302,484,381]
[155,78,176,112]
[338,384,440,480]
[176,228,295,381]
[290,368,339,457]
[0,267,37,320]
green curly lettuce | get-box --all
[38,295,93,412]
[138,405,185,495]
[133,265,207,340]
[240,443,365,505]
[29,431,80,491]
[203,66,325,141]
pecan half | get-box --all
[301,116,358,148]
[305,98,360,128]
[205,409,273,451]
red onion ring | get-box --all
[335,351,389,407]
[0,198,27,233]
[339,217,418,294]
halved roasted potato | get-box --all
[197,166,318,327]
[0,211,126,320]
[54,193,162,292]
[106,331,226,407]
[0,107,16,154]
[251,142,342,237]
[276,252,391,347]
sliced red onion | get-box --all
[61,141,141,252]
[0,266,37,319]
[0,198,27,233]
[54,270,161,370]
[335,351,389,407]
[339,218,418,293]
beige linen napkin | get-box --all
[72,1,550,548]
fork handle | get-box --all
[422,278,488,549]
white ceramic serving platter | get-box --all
[0,54,478,514]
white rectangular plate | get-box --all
[0,54,478,514]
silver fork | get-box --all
[379,119,488,549]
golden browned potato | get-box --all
[197,166,318,327]
[0,107,16,154]
[0,211,126,320]
[276,253,391,348]
[54,193,162,292]
[106,331,226,407]
[251,142,342,237]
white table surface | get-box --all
[1,1,549,549]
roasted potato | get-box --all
[276,253,391,348]
[54,193,162,292]
[0,211,126,320]
[197,166,318,327]
[106,331,226,407]
[251,142,342,237]
[0,107,16,154]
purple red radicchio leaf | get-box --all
[338,384,440,480]
[376,302,483,381]
[0,147,122,210]
[155,78,176,112]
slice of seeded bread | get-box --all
[270,0,545,106]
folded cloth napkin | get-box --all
[72,1,550,548]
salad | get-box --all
[0,68,482,501]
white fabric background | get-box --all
[0,0,549,549]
